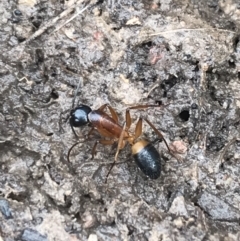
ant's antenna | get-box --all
[72,77,82,109]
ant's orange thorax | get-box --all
[89,110,128,139]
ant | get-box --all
[68,102,178,182]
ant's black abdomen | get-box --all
[70,104,92,127]
[132,140,161,179]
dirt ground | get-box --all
[0,0,240,240]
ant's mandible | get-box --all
[68,102,177,182]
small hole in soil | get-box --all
[112,26,121,31]
[179,110,190,121]
[51,89,59,99]
[219,162,224,169]
[165,43,170,51]
[194,62,199,72]
[155,100,162,105]
[228,60,235,68]
[17,37,26,43]
[127,225,134,236]
[143,41,153,48]
[8,192,26,202]
[166,190,172,200]
[110,220,116,226]
[83,194,91,199]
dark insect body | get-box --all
[68,103,174,182]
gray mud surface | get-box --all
[1,0,240,240]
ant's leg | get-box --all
[86,127,95,139]
[125,109,132,130]
[70,124,79,138]
[127,104,163,110]
[68,128,95,162]
[143,118,171,152]
[68,138,115,163]
[125,104,162,130]
[98,104,108,111]
[114,122,127,161]
[143,118,182,161]
[92,137,124,183]
[91,141,98,159]
[105,122,127,183]
[91,139,116,159]
[70,125,94,139]
[98,103,108,111]
[134,118,143,139]
[128,100,173,111]
[126,103,171,144]
[107,105,119,123]
[98,104,119,122]
[68,141,83,162]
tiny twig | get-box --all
[53,4,90,33]
[16,0,91,47]
[140,28,236,37]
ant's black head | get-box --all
[70,105,92,127]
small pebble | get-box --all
[0,199,12,219]
[88,234,98,241]
[21,229,47,241]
